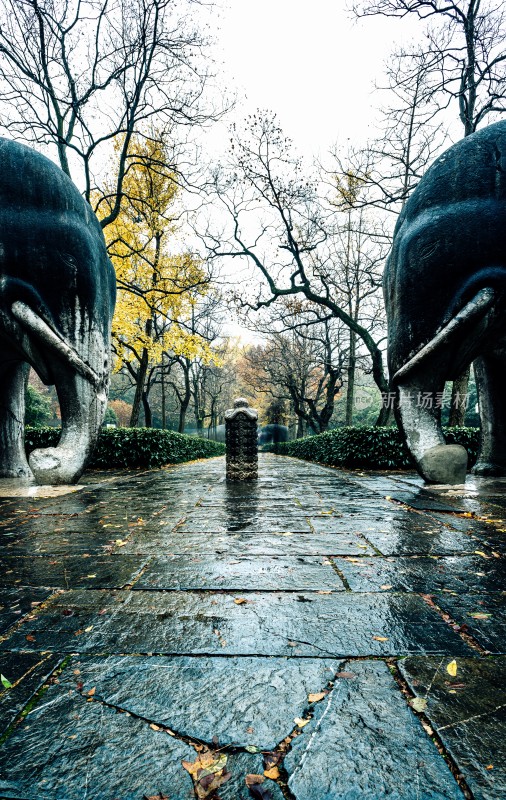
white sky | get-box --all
[206,0,423,160]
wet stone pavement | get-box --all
[0,454,505,800]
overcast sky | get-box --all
[208,0,422,160]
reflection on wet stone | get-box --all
[1,454,505,797]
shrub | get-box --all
[266,425,480,471]
[25,427,225,469]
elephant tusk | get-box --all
[392,287,496,384]
[11,301,100,388]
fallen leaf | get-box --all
[1,674,12,689]
[143,794,169,800]
[263,766,280,780]
[470,612,492,619]
[308,692,326,702]
[84,625,93,633]
[25,634,36,642]
[263,752,282,770]
[336,671,357,679]
[446,660,458,677]
[87,687,96,697]
[294,717,310,728]
[234,597,248,605]
[86,574,97,578]
[474,551,490,559]
[245,745,261,753]
[149,723,162,731]
[246,774,265,786]
[380,585,393,590]
[410,697,427,713]
[248,785,272,800]
[182,748,231,799]
[486,765,494,770]
[115,539,127,546]
[372,636,389,642]
[317,590,332,595]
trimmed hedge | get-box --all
[25,427,225,469]
[265,425,480,471]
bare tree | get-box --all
[354,0,506,423]
[0,0,222,225]
[204,113,391,424]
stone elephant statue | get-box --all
[384,120,506,484]
[0,138,116,485]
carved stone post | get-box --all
[225,398,258,481]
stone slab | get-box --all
[135,555,346,591]
[0,686,196,799]
[434,593,506,653]
[120,530,376,556]
[0,651,62,733]
[61,654,340,749]
[0,555,147,589]
[399,656,506,800]
[0,590,472,657]
[356,518,477,556]
[335,555,506,594]
[0,587,52,634]
[285,660,463,799]
[179,513,313,533]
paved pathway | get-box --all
[0,453,505,799]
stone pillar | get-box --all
[225,398,258,481]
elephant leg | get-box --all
[473,354,506,476]
[396,370,468,484]
[0,361,34,480]
[29,364,107,485]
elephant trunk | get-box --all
[29,364,108,485]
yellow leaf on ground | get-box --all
[264,766,280,780]
[446,660,458,677]
[373,636,389,642]
[294,717,310,727]
[233,598,248,605]
[308,692,326,702]
[410,697,427,712]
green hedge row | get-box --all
[265,426,480,471]
[25,427,225,469]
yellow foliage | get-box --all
[96,134,219,371]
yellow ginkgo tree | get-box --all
[97,133,218,426]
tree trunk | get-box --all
[345,332,356,425]
[449,366,470,426]
[129,347,149,427]
[142,391,152,428]
[161,367,166,429]
[296,417,305,438]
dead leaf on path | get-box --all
[150,723,162,731]
[263,766,280,780]
[470,612,492,619]
[293,717,310,728]
[446,660,458,677]
[308,691,326,702]
[246,774,265,786]
[143,794,170,800]
[86,687,96,697]
[336,671,357,679]
[234,597,248,605]
[181,747,231,799]
[474,551,490,559]
[380,585,393,590]
[372,636,389,642]
[248,784,272,800]
[25,634,36,642]
[263,751,282,770]
[317,590,332,595]
[410,697,427,713]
